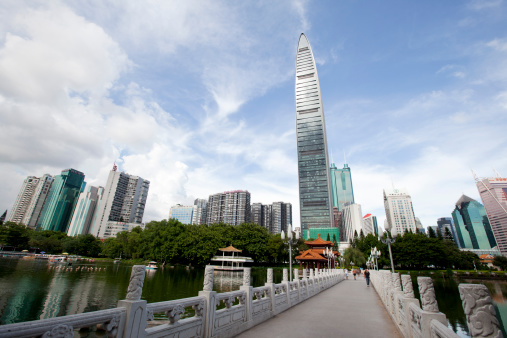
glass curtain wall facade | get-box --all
[452,195,496,250]
[295,33,333,234]
[37,169,85,233]
[330,163,355,211]
[169,204,196,225]
[476,177,507,255]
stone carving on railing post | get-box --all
[243,268,251,286]
[203,265,214,291]
[392,273,402,292]
[294,269,299,281]
[267,268,273,284]
[302,269,307,279]
[401,274,415,298]
[418,277,439,312]
[126,265,146,301]
[283,269,288,282]
[309,269,314,278]
[459,284,503,338]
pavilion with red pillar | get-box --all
[295,234,338,270]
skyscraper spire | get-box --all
[295,33,333,233]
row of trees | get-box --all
[349,230,483,270]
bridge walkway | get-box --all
[237,275,401,338]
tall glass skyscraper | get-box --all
[475,176,507,255]
[295,33,333,233]
[37,169,85,233]
[330,163,355,211]
[452,195,496,250]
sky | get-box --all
[1,0,507,231]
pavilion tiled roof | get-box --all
[219,245,242,253]
[305,233,332,246]
[295,249,327,261]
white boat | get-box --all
[146,261,158,269]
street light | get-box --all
[281,224,299,282]
[324,246,335,269]
[380,231,396,273]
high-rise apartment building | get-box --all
[90,166,150,238]
[295,33,334,233]
[330,163,355,211]
[262,204,272,230]
[206,190,250,226]
[37,169,85,233]
[8,176,41,224]
[67,186,103,236]
[342,202,363,241]
[362,214,377,235]
[169,204,196,224]
[194,198,208,225]
[475,175,507,255]
[452,195,497,250]
[383,187,417,235]
[251,203,264,227]
[23,174,54,229]
[250,202,291,234]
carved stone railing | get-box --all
[370,270,504,338]
[0,264,344,338]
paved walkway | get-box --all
[237,276,402,338]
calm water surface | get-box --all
[0,257,282,325]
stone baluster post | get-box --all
[240,268,253,323]
[282,268,290,306]
[398,274,420,336]
[199,266,217,338]
[401,275,415,298]
[283,269,288,282]
[118,265,148,338]
[417,277,447,338]
[294,269,301,302]
[309,269,314,295]
[459,284,503,338]
[265,268,276,314]
[391,272,404,325]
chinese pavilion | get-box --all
[295,234,338,269]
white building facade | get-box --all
[67,186,103,237]
[341,202,363,241]
[383,187,417,236]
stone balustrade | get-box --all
[0,266,344,338]
[370,270,504,338]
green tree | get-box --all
[1,222,32,249]
[343,247,366,268]
[428,227,437,238]
[493,256,507,271]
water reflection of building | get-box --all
[213,271,243,293]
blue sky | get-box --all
[1,0,506,231]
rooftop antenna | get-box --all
[493,168,502,178]
[343,150,347,165]
[471,169,479,182]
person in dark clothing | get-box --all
[364,269,370,286]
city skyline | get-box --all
[1,2,507,230]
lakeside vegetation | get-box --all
[1,220,506,272]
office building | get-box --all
[383,187,417,235]
[271,202,292,234]
[437,217,458,242]
[37,169,85,233]
[67,186,103,237]
[295,33,334,233]
[476,175,507,255]
[169,204,196,224]
[330,163,355,211]
[23,174,54,229]
[452,195,497,250]
[362,214,377,235]
[90,165,150,238]
[206,190,250,226]
[342,202,363,241]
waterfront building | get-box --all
[295,33,334,233]
[8,176,41,224]
[67,186,103,237]
[475,175,507,256]
[194,198,208,225]
[452,194,497,250]
[169,204,196,224]
[206,190,250,226]
[37,169,85,233]
[295,234,337,269]
[341,202,363,241]
[362,214,377,235]
[101,221,142,238]
[330,163,355,211]
[90,165,150,238]
[23,174,54,229]
[383,187,417,235]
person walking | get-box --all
[364,269,370,287]
[353,269,356,280]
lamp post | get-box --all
[324,246,335,269]
[281,224,299,282]
[380,232,395,273]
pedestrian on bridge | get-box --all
[364,269,370,287]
